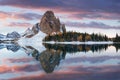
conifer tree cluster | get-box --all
[114,34,120,42]
[43,32,110,42]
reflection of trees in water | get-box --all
[43,44,110,53]
[0,43,120,53]
[113,43,120,52]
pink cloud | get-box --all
[8,22,32,27]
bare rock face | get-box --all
[40,11,61,34]
[22,23,40,38]
[32,23,40,34]
[61,24,66,33]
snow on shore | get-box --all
[43,41,113,45]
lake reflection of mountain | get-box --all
[21,43,120,73]
[0,43,120,80]
[0,43,120,74]
[0,43,20,52]
[23,46,65,73]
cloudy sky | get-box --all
[0,0,120,37]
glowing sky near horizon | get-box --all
[0,0,120,37]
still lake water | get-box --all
[0,43,120,80]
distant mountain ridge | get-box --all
[6,31,21,39]
[0,31,20,41]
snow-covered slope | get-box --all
[18,30,46,52]
[0,34,6,40]
[18,31,46,45]
[0,34,5,38]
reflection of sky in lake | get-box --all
[0,43,120,80]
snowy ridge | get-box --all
[0,31,21,41]
[22,28,34,37]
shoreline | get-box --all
[43,41,114,45]
[1,40,120,45]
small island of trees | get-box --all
[43,32,120,42]
[43,32,112,42]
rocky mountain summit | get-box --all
[40,11,66,34]
[23,11,66,38]
[40,11,61,34]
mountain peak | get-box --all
[22,11,66,38]
[44,11,55,18]
[40,11,61,34]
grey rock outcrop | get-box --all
[32,23,40,34]
[40,11,61,34]
[61,24,66,33]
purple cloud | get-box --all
[71,12,120,20]
[8,22,32,27]
[0,0,119,20]
[65,21,120,29]
[16,13,42,20]
[0,11,42,20]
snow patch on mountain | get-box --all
[18,30,46,53]
[18,30,46,45]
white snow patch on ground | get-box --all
[43,41,113,45]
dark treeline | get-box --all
[43,32,110,42]
[113,34,120,42]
